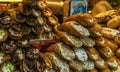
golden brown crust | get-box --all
[85,47,100,61]
[107,16,120,28]
[65,13,96,26]
[100,68,111,72]
[98,46,114,59]
[48,15,58,25]
[105,57,119,70]
[42,8,53,17]
[94,57,108,69]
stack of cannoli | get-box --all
[0,0,59,72]
[43,13,98,72]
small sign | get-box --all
[69,0,88,16]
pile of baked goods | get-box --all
[42,10,120,72]
[0,0,59,72]
[0,0,120,72]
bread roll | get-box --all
[116,48,120,58]
[0,28,8,43]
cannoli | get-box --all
[85,47,100,61]
[80,37,95,47]
[54,31,82,48]
[0,28,8,43]
[106,57,119,70]
[58,21,90,38]
[82,59,95,70]
[43,8,53,17]
[0,61,15,72]
[32,6,41,17]
[26,15,37,26]
[37,0,47,10]
[44,52,70,72]
[94,57,108,69]
[32,24,44,35]
[107,16,120,28]
[101,27,120,39]
[37,16,46,25]
[47,42,75,61]
[98,46,114,59]
[69,60,83,72]
[65,13,96,26]
[74,47,88,61]
[48,15,58,25]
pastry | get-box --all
[0,28,8,43]
[85,47,100,61]
[65,13,96,26]
[37,0,47,10]
[26,15,37,26]
[32,24,44,35]
[107,16,120,28]
[80,37,95,47]
[104,38,118,52]
[112,66,120,72]
[1,40,17,54]
[88,24,102,37]
[0,61,15,72]
[82,59,95,70]
[0,52,10,65]
[48,15,58,25]
[34,53,52,72]
[98,46,114,59]
[94,37,106,47]
[43,24,52,33]
[26,48,40,59]
[20,59,35,72]
[54,31,82,48]
[8,24,23,40]
[44,52,70,72]
[21,24,31,35]
[74,47,88,62]
[58,21,90,38]
[22,4,32,15]
[15,12,26,23]
[106,57,119,70]
[94,10,119,22]
[43,8,53,17]
[101,27,120,39]
[47,42,75,61]
[69,60,83,71]
[32,6,41,17]
[37,16,46,25]
[114,35,120,45]
[0,11,14,28]
[94,57,108,69]
[11,49,24,65]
